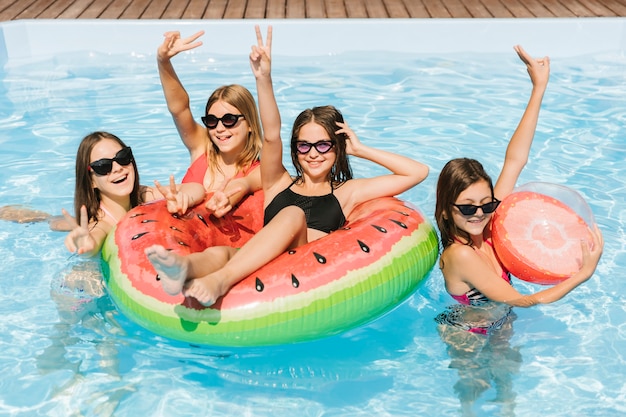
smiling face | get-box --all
[294,122,337,180]
[89,138,136,203]
[205,100,251,156]
[450,179,494,238]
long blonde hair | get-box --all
[204,85,262,184]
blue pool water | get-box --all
[0,19,625,416]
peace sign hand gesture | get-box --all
[63,206,97,255]
[249,25,272,80]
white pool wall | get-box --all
[0,18,625,63]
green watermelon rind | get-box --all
[102,221,438,346]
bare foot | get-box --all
[183,275,226,307]
[145,245,189,295]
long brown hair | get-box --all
[74,132,142,224]
[435,158,494,251]
[204,85,262,184]
[289,105,353,185]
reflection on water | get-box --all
[0,44,625,416]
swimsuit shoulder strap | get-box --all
[99,204,120,224]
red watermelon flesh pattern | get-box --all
[217,197,423,310]
[493,191,593,282]
[114,191,265,304]
[114,194,421,312]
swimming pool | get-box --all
[0,18,624,416]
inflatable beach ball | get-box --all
[491,182,595,285]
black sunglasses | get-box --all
[201,113,244,129]
[89,147,134,176]
[295,140,335,155]
[453,199,501,216]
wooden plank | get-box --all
[305,0,325,17]
[286,0,306,18]
[383,0,410,17]
[98,0,132,18]
[498,0,534,18]
[181,0,206,18]
[224,0,246,18]
[538,0,577,17]
[204,0,228,18]
[344,0,368,17]
[161,0,191,18]
[422,0,452,17]
[456,0,492,17]
[577,0,625,16]
[0,0,31,21]
[57,0,96,18]
[402,0,431,18]
[33,0,76,18]
[13,0,56,19]
[266,0,286,18]
[441,0,472,17]
[325,0,347,18]
[121,0,153,18]
[2,0,626,21]
[245,0,267,17]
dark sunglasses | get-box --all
[89,147,134,176]
[201,113,244,129]
[453,199,501,216]
[295,140,335,155]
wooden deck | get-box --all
[1,0,625,21]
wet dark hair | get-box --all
[289,105,352,185]
[74,131,141,224]
[435,158,494,251]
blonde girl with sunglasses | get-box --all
[157,30,263,217]
[144,26,429,307]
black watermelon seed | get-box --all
[291,274,300,288]
[255,278,264,292]
[313,252,326,264]
[372,225,387,233]
[390,219,408,229]
[131,232,149,240]
[358,240,370,253]
[196,214,209,227]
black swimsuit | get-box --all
[263,179,346,233]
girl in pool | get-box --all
[157,30,263,217]
[144,25,430,307]
[63,131,205,257]
[434,45,604,334]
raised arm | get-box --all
[250,25,287,191]
[337,122,429,213]
[494,45,550,200]
[157,30,207,159]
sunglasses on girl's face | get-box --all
[295,140,335,155]
[89,147,134,176]
[453,199,501,216]
[201,113,244,129]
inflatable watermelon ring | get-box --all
[492,182,595,285]
[101,193,438,346]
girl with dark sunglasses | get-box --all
[61,131,205,257]
[157,30,264,218]
[144,25,430,307]
[434,46,604,336]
